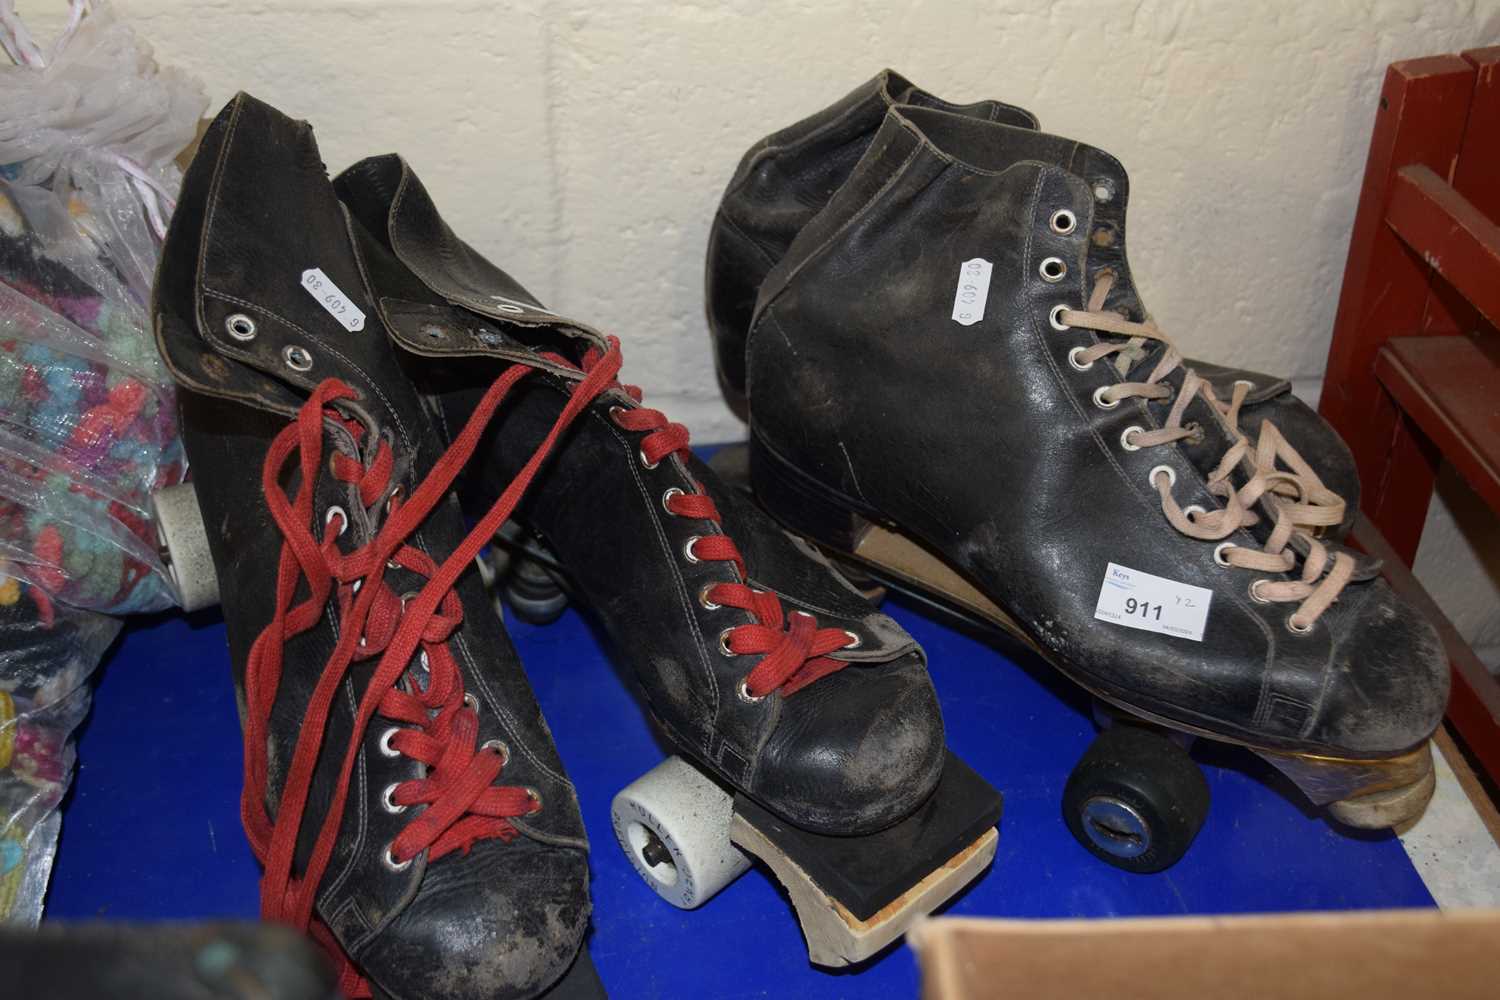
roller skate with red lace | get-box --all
[738,105,1448,872]
[148,95,605,1000]
[333,155,1001,967]
[703,70,1362,556]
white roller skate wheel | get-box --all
[611,756,750,909]
[152,483,220,612]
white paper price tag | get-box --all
[950,257,992,326]
[1094,562,1212,642]
[301,267,366,332]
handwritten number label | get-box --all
[950,258,993,326]
[1094,562,1212,642]
[301,268,366,332]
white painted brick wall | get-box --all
[21,1,1500,658]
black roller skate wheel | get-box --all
[504,557,569,625]
[1062,724,1209,873]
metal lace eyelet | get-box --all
[661,487,684,513]
[683,536,702,564]
[698,583,721,611]
[1183,504,1206,520]
[378,727,401,758]
[1148,464,1177,489]
[282,345,313,372]
[1120,426,1144,452]
[382,844,413,872]
[225,313,257,341]
[1067,346,1094,371]
[1286,615,1313,635]
[482,739,510,765]
[384,486,403,514]
[524,786,543,810]
[1248,580,1272,604]
[718,627,736,657]
[324,506,347,536]
[1092,386,1118,409]
[842,630,861,649]
[737,678,766,704]
[608,405,629,426]
[639,447,660,470]
[1049,209,1077,235]
[399,590,418,611]
[463,692,480,712]
[1213,542,1235,566]
[1093,178,1115,203]
[1233,379,1256,391]
[1051,305,1073,332]
[1039,256,1067,283]
[381,783,407,814]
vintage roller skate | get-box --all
[333,155,1001,966]
[740,105,1448,872]
[706,70,1361,538]
[149,95,605,999]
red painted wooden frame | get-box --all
[1320,48,1500,782]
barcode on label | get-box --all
[1094,562,1212,642]
[301,268,366,332]
[951,258,992,327]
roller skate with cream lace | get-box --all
[741,105,1448,872]
[149,95,605,999]
[333,155,1001,966]
[704,70,1362,547]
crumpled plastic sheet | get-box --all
[0,0,204,926]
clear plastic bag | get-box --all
[0,0,205,925]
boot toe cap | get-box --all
[755,652,945,835]
[358,837,590,1000]
[1311,584,1449,756]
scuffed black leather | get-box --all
[335,155,945,835]
[748,106,1447,759]
[153,95,588,1000]
[707,71,1360,537]
[707,69,1036,413]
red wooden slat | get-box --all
[1320,58,1474,501]
[1373,336,1500,563]
[1369,408,1444,566]
[1456,47,1500,221]
[1386,166,1500,329]
[1418,48,1500,337]
[1350,515,1500,784]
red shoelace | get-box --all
[241,340,622,996]
[568,345,856,699]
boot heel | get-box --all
[749,434,871,552]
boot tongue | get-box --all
[334,155,612,356]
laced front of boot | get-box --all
[559,343,858,699]
[1057,272,1353,631]
[242,343,622,996]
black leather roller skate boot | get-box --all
[746,105,1448,872]
[334,155,1001,966]
[707,71,1359,540]
[151,96,602,999]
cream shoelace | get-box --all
[1059,273,1353,630]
